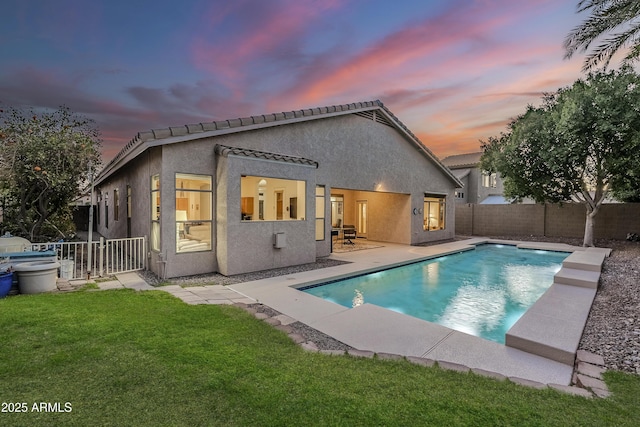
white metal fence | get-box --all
[30,236,147,280]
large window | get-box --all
[482,171,497,188]
[176,173,212,253]
[240,176,306,221]
[424,194,446,231]
[151,175,160,251]
[315,185,325,240]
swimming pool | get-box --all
[301,244,569,343]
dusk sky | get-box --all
[1,1,599,163]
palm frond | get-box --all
[565,0,640,70]
[583,23,640,70]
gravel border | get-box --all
[139,257,349,287]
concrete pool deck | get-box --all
[229,238,608,386]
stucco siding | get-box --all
[216,153,317,276]
[207,114,455,244]
[95,107,457,277]
[160,142,218,278]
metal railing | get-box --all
[30,236,147,279]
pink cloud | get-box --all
[277,2,527,105]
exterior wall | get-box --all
[467,169,480,204]
[455,203,640,240]
[476,171,505,203]
[208,114,456,247]
[216,153,317,276]
[450,167,505,204]
[97,111,458,277]
[335,189,412,244]
[453,175,469,204]
[96,148,161,275]
[160,141,218,278]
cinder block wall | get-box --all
[456,203,640,240]
[544,204,585,237]
[455,204,473,235]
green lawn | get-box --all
[1,290,639,426]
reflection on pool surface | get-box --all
[301,244,568,343]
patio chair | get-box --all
[343,226,356,245]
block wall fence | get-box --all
[455,203,640,240]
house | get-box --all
[93,100,462,278]
[440,152,507,204]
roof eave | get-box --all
[95,100,463,189]
[95,102,382,184]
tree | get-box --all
[0,106,101,241]
[480,68,640,247]
[564,0,640,71]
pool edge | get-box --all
[505,247,608,365]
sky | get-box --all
[0,0,599,163]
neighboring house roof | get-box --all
[451,168,471,180]
[440,152,483,169]
[95,100,462,188]
[480,195,510,204]
[214,144,319,168]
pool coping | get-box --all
[229,238,608,386]
[505,246,609,365]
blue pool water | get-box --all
[302,244,569,343]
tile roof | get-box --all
[95,100,461,187]
[440,152,483,168]
[451,168,471,180]
[214,144,318,168]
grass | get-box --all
[1,290,639,426]
[77,282,99,291]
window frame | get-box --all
[175,173,213,254]
[151,175,160,252]
[315,185,325,241]
[482,171,497,188]
[240,175,307,222]
[114,188,119,221]
[423,194,446,231]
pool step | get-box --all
[506,244,608,365]
[554,267,600,289]
[562,250,607,273]
[506,284,597,365]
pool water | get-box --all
[302,244,568,343]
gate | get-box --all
[30,236,147,279]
